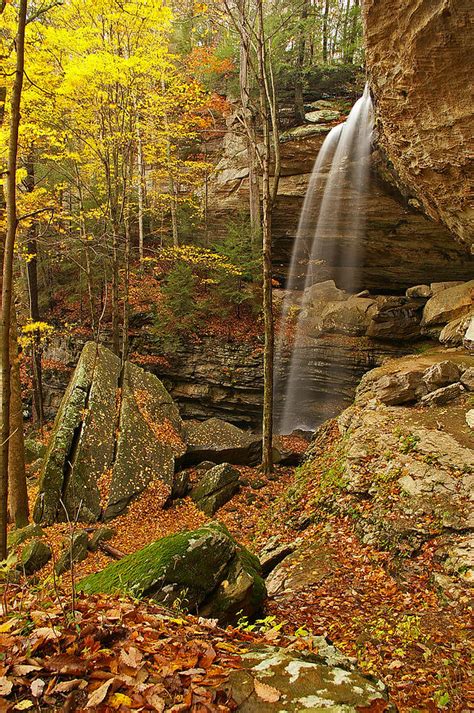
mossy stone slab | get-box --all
[77,523,235,608]
[104,363,186,520]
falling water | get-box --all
[274,84,374,434]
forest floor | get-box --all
[8,431,471,713]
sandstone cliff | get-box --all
[363,0,473,250]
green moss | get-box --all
[77,523,235,602]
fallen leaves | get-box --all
[254,678,281,702]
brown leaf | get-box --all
[85,678,115,708]
[253,678,281,703]
[45,654,87,676]
[0,677,13,696]
[52,679,87,694]
[119,646,142,669]
[12,665,42,676]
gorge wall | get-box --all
[363,0,473,250]
[207,112,473,293]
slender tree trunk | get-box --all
[237,0,260,238]
[256,0,274,475]
[1,0,28,557]
[24,155,44,427]
[294,0,308,123]
[322,0,330,63]
[8,306,28,527]
[161,77,179,246]
[136,117,145,261]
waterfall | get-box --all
[274,85,374,434]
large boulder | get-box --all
[104,362,186,520]
[422,280,474,328]
[226,643,392,712]
[33,342,121,524]
[34,343,186,524]
[77,523,266,624]
[190,463,240,515]
[184,418,261,466]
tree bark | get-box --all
[256,0,274,475]
[1,0,28,557]
[7,306,28,527]
[322,0,330,63]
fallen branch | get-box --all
[99,542,125,560]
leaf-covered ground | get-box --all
[8,426,473,712]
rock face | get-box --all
[363,1,473,249]
[226,643,392,712]
[78,523,266,624]
[34,342,186,524]
[207,115,474,291]
[308,352,474,577]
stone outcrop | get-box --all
[34,342,186,524]
[78,523,266,624]
[226,642,392,712]
[363,1,473,249]
[299,352,474,583]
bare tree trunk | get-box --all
[322,0,330,63]
[256,0,274,475]
[136,117,145,261]
[24,155,44,427]
[8,306,28,527]
[1,0,28,557]
[237,0,260,238]
[294,0,308,123]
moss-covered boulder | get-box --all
[34,343,187,524]
[104,362,186,520]
[77,523,266,622]
[190,463,240,515]
[20,540,52,575]
[33,342,121,525]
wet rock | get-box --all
[305,280,347,309]
[464,316,474,352]
[55,530,89,576]
[440,312,473,346]
[184,418,261,466]
[420,382,464,407]
[422,361,460,390]
[8,524,44,550]
[20,540,52,575]
[78,523,265,623]
[308,297,377,337]
[226,643,392,712]
[190,463,240,516]
[422,280,474,328]
[88,527,116,552]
